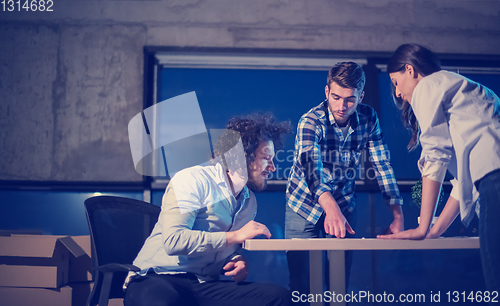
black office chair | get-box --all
[84,195,161,306]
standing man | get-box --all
[285,62,404,299]
[124,113,292,306]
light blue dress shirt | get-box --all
[126,162,257,286]
[412,70,500,225]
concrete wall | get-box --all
[1,0,500,182]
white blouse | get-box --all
[411,70,500,225]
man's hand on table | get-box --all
[318,192,355,238]
[386,204,404,235]
[226,221,271,245]
[387,218,404,234]
[324,210,355,238]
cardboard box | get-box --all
[0,284,124,306]
[68,235,93,282]
[0,265,65,288]
[0,235,89,288]
[0,285,73,306]
[0,282,98,306]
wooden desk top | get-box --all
[243,237,480,251]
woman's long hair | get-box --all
[387,44,441,151]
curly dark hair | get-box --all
[212,113,291,171]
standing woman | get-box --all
[378,43,500,294]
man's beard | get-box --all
[246,172,267,192]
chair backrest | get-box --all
[84,195,161,301]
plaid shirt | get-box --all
[286,100,403,224]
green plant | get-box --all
[411,179,446,207]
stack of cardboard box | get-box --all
[0,235,93,306]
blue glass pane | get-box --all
[151,189,165,207]
[0,190,143,236]
[461,73,500,95]
[159,68,327,181]
[378,72,422,180]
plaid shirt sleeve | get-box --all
[296,116,333,203]
[366,112,404,206]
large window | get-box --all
[145,49,500,189]
[148,51,367,186]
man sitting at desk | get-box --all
[285,62,404,299]
[124,114,292,306]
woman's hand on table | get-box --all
[377,227,427,240]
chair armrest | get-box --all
[92,264,140,306]
[96,263,141,273]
